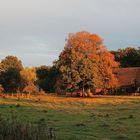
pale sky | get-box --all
[0,0,140,66]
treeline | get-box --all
[0,55,59,94]
[111,47,140,67]
[0,31,140,96]
[0,56,57,94]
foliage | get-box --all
[20,68,36,84]
[23,83,38,94]
[0,68,21,93]
[20,68,37,91]
[0,56,23,72]
[111,47,140,67]
[98,50,119,89]
[0,56,23,93]
[56,31,119,95]
[36,65,50,92]
[36,65,59,93]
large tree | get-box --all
[56,31,118,95]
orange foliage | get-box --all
[59,31,119,90]
[99,49,119,88]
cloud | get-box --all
[0,0,140,66]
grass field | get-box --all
[0,95,140,140]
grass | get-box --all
[0,115,51,140]
[0,95,140,140]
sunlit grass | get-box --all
[0,95,140,140]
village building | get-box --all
[114,67,140,93]
[65,67,140,96]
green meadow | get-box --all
[0,95,140,140]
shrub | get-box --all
[23,83,38,95]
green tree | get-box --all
[111,47,140,67]
[36,65,58,93]
[0,56,23,92]
[0,68,21,92]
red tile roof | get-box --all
[114,67,140,87]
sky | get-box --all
[0,0,140,67]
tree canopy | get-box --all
[0,33,139,95]
[36,65,58,93]
[0,56,23,92]
[56,31,119,95]
[20,68,36,85]
[0,56,23,72]
[111,47,140,67]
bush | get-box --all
[23,83,38,95]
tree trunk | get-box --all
[87,88,91,94]
[82,86,90,97]
[87,87,93,97]
[82,86,85,97]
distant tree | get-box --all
[0,56,23,72]
[56,31,118,96]
[36,65,58,93]
[36,66,50,92]
[20,67,38,96]
[111,47,140,67]
[0,56,23,93]
[47,66,59,92]
[20,68,36,88]
[0,68,21,93]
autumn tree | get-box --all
[23,83,38,96]
[20,68,38,94]
[0,56,23,92]
[20,68,36,86]
[98,49,119,93]
[0,56,23,72]
[56,31,119,96]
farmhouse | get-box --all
[65,67,140,96]
[114,67,140,93]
